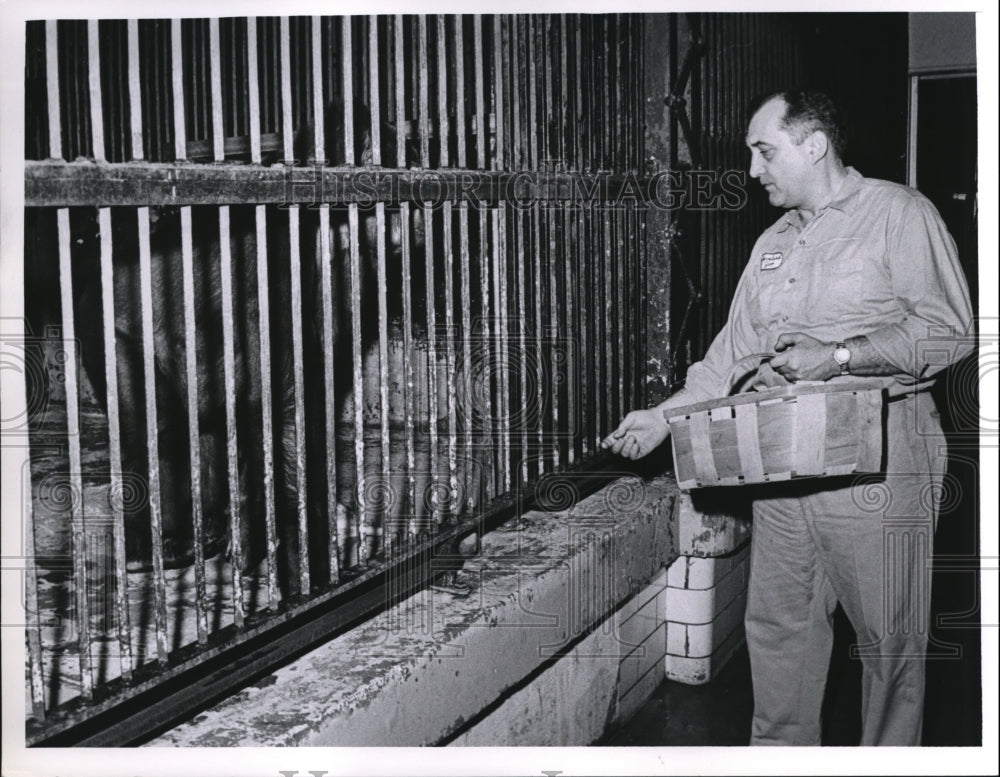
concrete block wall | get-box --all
[450,567,671,746]
[614,569,669,724]
[663,541,751,685]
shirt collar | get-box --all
[774,166,864,233]
[826,166,864,214]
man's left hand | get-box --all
[770,332,837,382]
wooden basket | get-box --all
[665,355,885,490]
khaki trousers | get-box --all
[745,392,947,746]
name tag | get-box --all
[760,252,783,270]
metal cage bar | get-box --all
[25,13,672,742]
[169,18,211,646]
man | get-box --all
[603,90,973,746]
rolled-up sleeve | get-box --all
[864,193,974,382]
[681,260,762,403]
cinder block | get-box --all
[684,555,718,590]
[684,592,747,658]
[619,567,669,622]
[618,589,662,650]
[619,622,666,694]
[713,560,748,611]
[666,621,686,656]
[665,585,711,624]
[617,658,665,724]
[665,562,747,624]
[664,621,746,685]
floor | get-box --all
[600,602,982,747]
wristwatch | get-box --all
[833,342,851,375]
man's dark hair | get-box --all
[749,90,847,159]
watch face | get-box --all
[834,347,850,364]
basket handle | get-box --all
[721,352,779,396]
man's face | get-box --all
[745,98,817,210]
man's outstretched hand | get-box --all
[600,408,670,460]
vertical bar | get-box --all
[418,15,440,531]
[368,17,382,165]
[281,17,312,588]
[494,202,509,494]
[247,18,279,607]
[602,207,613,453]
[473,16,495,499]
[342,19,368,562]
[137,207,171,661]
[26,39,47,706]
[169,19,210,643]
[247,18,262,165]
[493,16,511,493]
[280,17,294,163]
[127,21,144,160]
[418,16,431,168]
[394,16,417,544]
[308,17,334,586]
[528,18,545,474]
[455,17,468,167]
[443,199,458,522]
[290,206,308,594]
[254,208,279,609]
[217,207,245,622]
[46,21,62,158]
[543,16,560,469]
[616,19,627,423]
[474,16,486,171]
[59,208,95,688]
[574,17,588,457]
[495,16,506,171]
[560,15,575,465]
[179,207,212,642]
[513,17,529,485]
[435,17,459,521]
[369,16,392,553]
[211,19,246,625]
[454,17,476,511]
[209,20,225,160]
[88,19,135,677]
[87,20,105,163]
[24,465,46,718]
[436,16,450,168]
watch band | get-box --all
[834,342,850,375]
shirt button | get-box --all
[798,239,805,246]
[781,315,789,322]
[788,277,796,284]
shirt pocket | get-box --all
[806,238,867,320]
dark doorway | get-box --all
[916,71,982,748]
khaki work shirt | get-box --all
[681,167,974,401]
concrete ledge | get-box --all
[149,477,680,747]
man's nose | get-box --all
[748,154,763,180]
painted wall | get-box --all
[909,13,977,73]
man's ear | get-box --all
[807,130,830,164]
